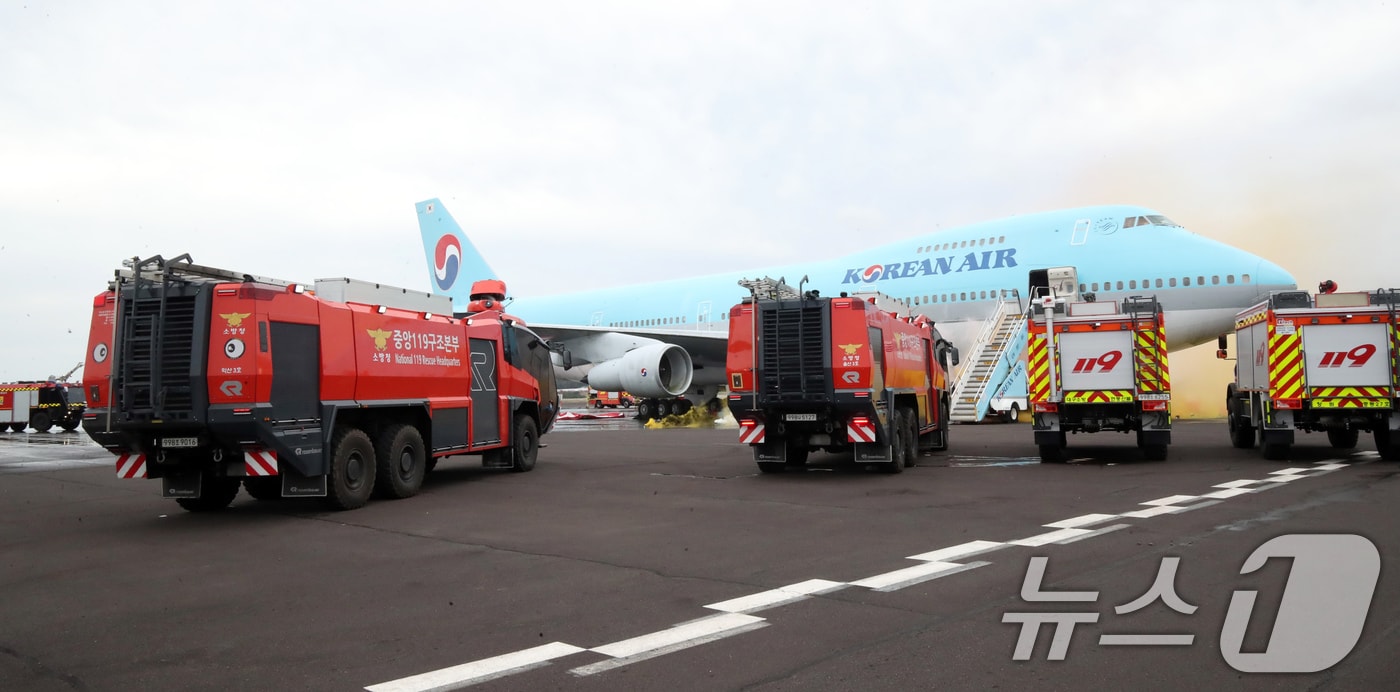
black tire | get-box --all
[707,399,722,414]
[784,440,809,467]
[326,426,376,510]
[637,400,654,420]
[29,411,52,432]
[1374,428,1400,461]
[1039,444,1064,464]
[882,411,906,474]
[593,400,603,409]
[243,476,283,501]
[59,417,81,431]
[900,407,918,468]
[1227,387,1256,449]
[757,461,786,473]
[9,423,24,433]
[657,400,672,418]
[509,415,539,472]
[425,457,439,473]
[1327,429,1359,450]
[1142,444,1168,461]
[1261,441,1291,461]
[176,472,240,512]
[375,424,427,498]
[930,398,950,452]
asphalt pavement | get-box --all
[2,419,1397,692]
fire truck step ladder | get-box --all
[950,295,1028,422]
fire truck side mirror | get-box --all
[950,346,961,367]
[1216,334,1229,359]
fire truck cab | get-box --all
[1224,287,1400,460]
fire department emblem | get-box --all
[366,328,392,351]
[220,312,252,327]
[838,343,862,356]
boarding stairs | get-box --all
[950,295,1028,422]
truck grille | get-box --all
[117,292,200,419]
[758,305,829,402]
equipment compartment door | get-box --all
[1059,331,1134,391]
[469,338,501,445]
[1303,323,1391,387]
[270,322,320,419]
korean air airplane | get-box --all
[416,199,1296,416]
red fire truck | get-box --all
[82,254,558,512]
[726,279,957,473]
[0,379,85,432]
[1027,267,1172,463]
[1224,287,1399,460]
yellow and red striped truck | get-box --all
[1027,268,1171,463]
[1225,288,1400,460]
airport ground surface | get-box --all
[3,416,1399,692]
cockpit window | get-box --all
[1124,215,1180,228]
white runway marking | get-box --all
[365,642,586,692]
[365,458,1364,690]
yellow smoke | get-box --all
[642,398,740,429]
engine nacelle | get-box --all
[586,344,693,398]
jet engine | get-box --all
[586,344,693,398]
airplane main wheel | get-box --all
[656,400,672,418]
[637,400,654,420]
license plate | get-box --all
[1139,393,1170,401]
[785,413,818,422]
[162,437,199,448]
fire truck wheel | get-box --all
[1228,412,1255,449]
[327,427,376,510]
[784,441,809,467]
[593,400,604,409]
[176,471,240,512]
[29,411,52,432]
[930,399,950,452]
[1261,440,1291,461]
[1141,444,1168,461]
[243,477,283,501]
[757,461,786,473]
[375,424,427,498]
[9,423,25,433]
[1373,428,1400,461]
[1038,444,1063,463]
[1326,429,1359,450]
[509,415,538,472]
[899,407,918,468]
[882,411,906,474]
[59,417,80,431]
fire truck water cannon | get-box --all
[83,254,559,513]
[1223,286,1400,461]
[726,277,958,475]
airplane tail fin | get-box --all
[415,198,499,304]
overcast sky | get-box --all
[3,1,1398,410]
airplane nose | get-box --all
[1254,257,1297,294]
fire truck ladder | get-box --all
[950,294,1027,422]
[1123,297,1165,393]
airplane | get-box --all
[416,198,1297,418]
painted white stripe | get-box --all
[365,641,586,692]
[907,539,1006,562]
[704,579,846,614]
[1269,468,1311,476]
[1213,479,1264,489]
[1053,523,1131,544]
[1313,462,1349,470]
[1119,504,1187,518]
[570,618,769,677]
[1201,488,1255,499]
[1008,527,1092,547]
[1142,495,1198,506]
[1043,513,1120,529]
[850,560,988,591]
[589,613,765,659]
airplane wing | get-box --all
[525,323,730,391]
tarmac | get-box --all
[2,416,1398,691]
